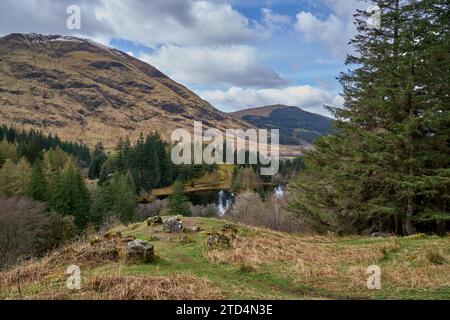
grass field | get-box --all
[1,217,449,300]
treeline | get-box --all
[289,0,449,236]
[0,147,91,226]
[231,156,305,193]
[0,125,91,165]
[92,133,217,192]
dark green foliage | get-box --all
[289,0,450,235]
[88,143,108,179]
[103,132,210,192]
[45,212,78,249]
[279,157,305,177]
[0,125,91,165]
[27,160,47,202]
[92,172,137,224]
[169,180,191,216]
[48,163,91,228]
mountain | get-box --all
[230,105,334,146]
[0,33,251,148]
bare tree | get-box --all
[227,191,310,233]
[0,198,49,269]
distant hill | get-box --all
[0,33,251,148]
[230,105,334,146]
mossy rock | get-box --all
[126,240,154,264]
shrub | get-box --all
[191,203,219,218]
[45,212,78,250]
[137,198,169,221]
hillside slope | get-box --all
[1,217,449,300]
[231,105,334,146]
[0,33,251,148]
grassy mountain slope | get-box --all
[231,105,334,146]
[0,33,251,148]
[1,217,449,300]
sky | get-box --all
[0,0,366,116]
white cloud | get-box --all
[0,0,264,47]
[95,0,258,47]
[261,8,291,32]
[295,11,355,60]
[294,0,364,60]
[139,45,288,88]
[199,86,342,116]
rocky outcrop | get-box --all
[163,217,185,233]
[147,216,163,226]
[126,240,154,264]
[206,233,235,249]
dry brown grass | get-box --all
[205,230,450,297]
[206,233,388,267]
[0,234,222,300]
[2,217,449,300]
[0,238,122,295]
[83,274,221,300]
[25,273,222,300]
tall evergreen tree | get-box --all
[93,172,137,224]
[49,162,91,228]
[88,142,107,179]
[27,160,47,202]
[289,0,449,235]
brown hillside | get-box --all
[0,33,252,148]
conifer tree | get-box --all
[0,140,17,165]
[88,142,107,179]
[289,0,450,235]
[0,159,17,197]
[93,172,137,224]
[169,180,191,216]
[27,160,47,202]
[49,162,91,228]
[13,158,32,196]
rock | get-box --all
[206,233,233,249]
[163,217,184,233]
[126,240,154,264]
[186,225,202,233]
[147,216,163,226]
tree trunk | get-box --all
[405,197,416,236]
[394,215,399,235]
[404,0,417,237]
[436,220,446,237]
